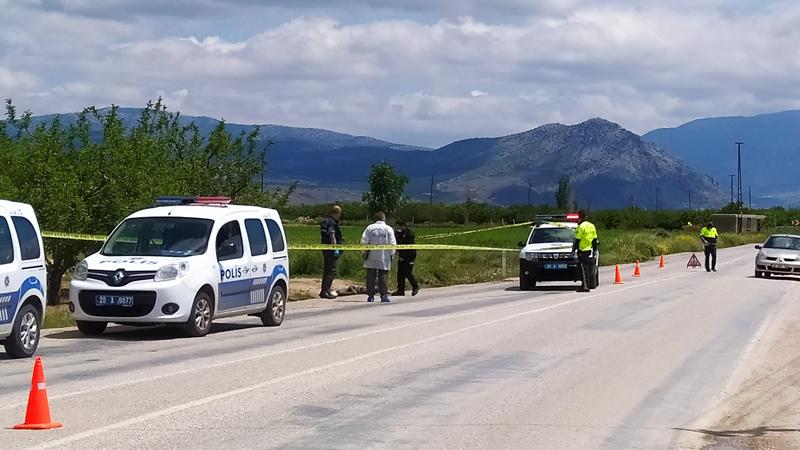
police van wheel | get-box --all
[76,320,107,336]
[183,291,213,337]
[755,270,763,278]
[3,304,41,358]
[261,285,286,327]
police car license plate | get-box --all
[95,295,134,307]
[544,263,568,270]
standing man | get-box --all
[393,220,420,297]
[319,205,343,299]
[361,212,396,303]
[700,221,719,272]
[573,214,598,293]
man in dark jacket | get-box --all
[392,220,420,296]
[319,205,343,299]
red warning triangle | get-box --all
[687,253,702,268]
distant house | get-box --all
[711,214,766,233]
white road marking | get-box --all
[33,272,696,449]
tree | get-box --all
[556,175,571,210]
[362,162,408,217]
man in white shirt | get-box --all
[361,212,397,303]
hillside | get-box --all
[18,109,724,208]
[643,111,800,207]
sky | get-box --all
[1,0,799,147]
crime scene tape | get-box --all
[42,231,516,252]
[417,221,534,240]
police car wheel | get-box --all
[76,320,107,336]
[183,291,213,337]
[261,285,286,327]
[3,304,41,358]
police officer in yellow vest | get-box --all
[573,214,599,292]
[700,221,719,272]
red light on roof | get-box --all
[566,213,580,221]
[194,196,231,205]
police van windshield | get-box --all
[764,236,800,251]
[529,227,576,244]
[102,217,214,257]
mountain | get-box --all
[19,109,723,208]
[643,110,800,207]
[267,118,723,208]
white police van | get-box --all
[0,200,47,358]
[70,197,289,337]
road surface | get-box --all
[1,245,798,449]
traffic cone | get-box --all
[614,265,624,284]
[659,255,665,268]
[14,357,62,430]
[633,260,642,277]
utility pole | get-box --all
[527,180,532,206]
[729,175,736,205]
[260,147,266,193]
[749,186,752,210]
[428,175,434,229]
[655,187,660,211]
[688,190,692,210]
[736,142,743,208]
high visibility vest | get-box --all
[700,227,718,239]
[575,221,598,252]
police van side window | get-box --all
[216,220,244,261]
[265,219,285,252]
[0,217,14,265]
[244,218,268,256]
[11,216,41,261]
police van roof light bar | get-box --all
[194,196,232,205]
[155,196,195,206]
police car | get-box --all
[70,197,289,337]
[518,214,599,290]
[0,200,47,358]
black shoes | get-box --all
[392,291,406,296]
[412,286,420,296]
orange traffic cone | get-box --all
[614,265,624,284]
[633,260,642,277]
[659,255,665,268]
[14,357,62,430]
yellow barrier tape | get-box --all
[418,221,534,240]
[42,231,106,242]
[288,244,515,252]
[42,231,516,252]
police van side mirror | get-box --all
[517,241,526,248]
[754,245,762,250]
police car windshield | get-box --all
[102,217,214,257]
[529,227,576,244]
[764,236,800,251]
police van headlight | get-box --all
[525,252,537,261]
[73,260,89,281]
[155,262,190,282]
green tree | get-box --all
[556,175,571,210]
[362,162,408,217]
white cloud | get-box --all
[1,1,799,147]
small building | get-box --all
[711,214,767,233]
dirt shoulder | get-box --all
[678,285,800,450]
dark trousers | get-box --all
[366,269,389,297]
[704,245,717,271]
[396,260,418,293]
[578,250,594,289]
[320,250,338,294]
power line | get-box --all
[735,142,743,208]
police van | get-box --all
[518,214,599,290]
[70,197,289,337]
[0,201,47,358]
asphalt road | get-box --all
[1,245,797,449]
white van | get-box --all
[0,200,47,358]
[70,197,289,337]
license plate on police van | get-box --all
[95,295,134,307]
[544,263,568,270]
